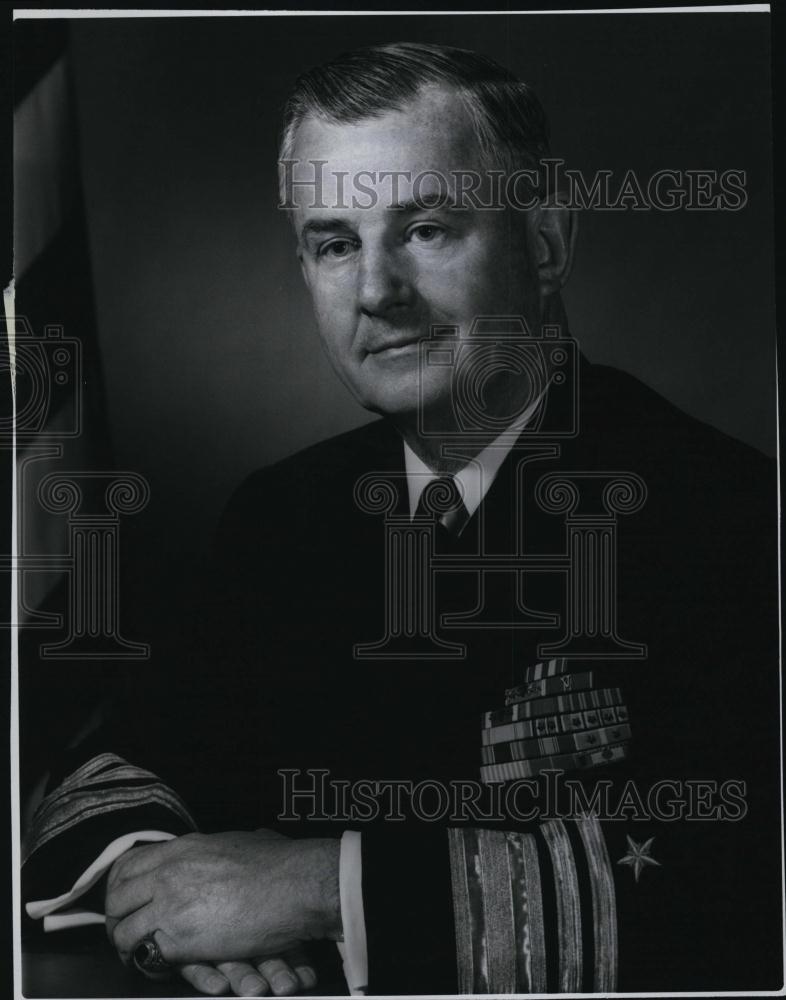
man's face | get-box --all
[289,85,545,429]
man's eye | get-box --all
[319,239,357,259]
[407,224,446,244]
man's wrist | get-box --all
[302,838,342,942]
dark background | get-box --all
[31,11,781,656]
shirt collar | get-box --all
[403,387,548,519]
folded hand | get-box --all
[104,830,341,967]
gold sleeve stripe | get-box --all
[447,827,475,994]
[577,814,618,992]
[505,830,547,992]
[541,818,583,992]
[476,829,518,992]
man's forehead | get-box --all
[288,85,484,182]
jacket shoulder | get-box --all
[580,361,773,474]
[241,419,396,490]
[214,419,399,546]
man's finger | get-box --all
[109,841,173,883]
[178,963,231,996]
[281,948,317,990]
[112,911,177,966]
[215,961,270,997]
[105,871,155,920]
[256,957,301,996]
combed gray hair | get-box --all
[278,41,551,200]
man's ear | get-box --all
[533,201,578,297]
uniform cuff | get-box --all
[336,830,368,995]
[25,829,175,928]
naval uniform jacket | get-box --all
[23,357,782,993]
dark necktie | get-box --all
[415,475,470,539]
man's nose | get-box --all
[356,245,414,316]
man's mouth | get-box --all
[366,336,423,356]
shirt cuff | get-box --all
[25,829,175,930]
[336,830,368,995]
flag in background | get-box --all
[10,17,115,809]
[11,17,112,616]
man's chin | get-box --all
[357,393,422,421]
[354,358,452,412]
[355,387,457,436]
[352,368,420,416]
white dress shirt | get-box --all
[404,390,547,521]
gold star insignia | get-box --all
[617,836,661,882]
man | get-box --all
[22,42,781,996]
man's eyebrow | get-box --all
[299,218,357,240]
[391,195,459,213]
